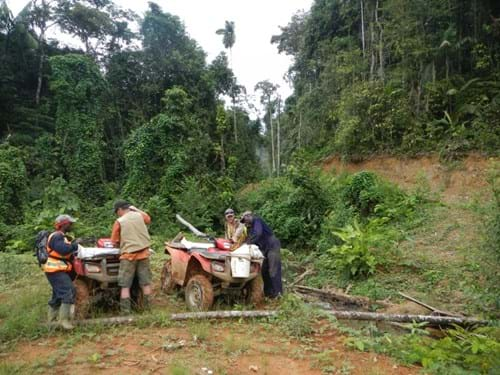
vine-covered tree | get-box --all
[50,54,106,201]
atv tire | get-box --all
[245,275,264,305]
[74,278,91,319]
[185,274,214,311]
[160,260,176,294]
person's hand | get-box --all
[73,238,84,245]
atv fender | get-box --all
[165,246,191,286]
[186,253,212,281]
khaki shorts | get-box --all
[118,258,152,288]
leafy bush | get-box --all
[238,161,330,249]
[342,171,384,216]
[320,219,394,280]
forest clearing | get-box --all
[1,155,499,374]
[1,0,499,374]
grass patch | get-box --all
[188,321,210,342]
[0,254,49,345]
[222,334,250,355]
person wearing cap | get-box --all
[44,214,80,330]
[224,208,247,250]
[111,200,153,314]
[241,212,283,298]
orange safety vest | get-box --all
[43,231,73,273]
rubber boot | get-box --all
[48,305,59,322]
[120,298,132,315]
[59,303,75,330]
[143,294,152,311]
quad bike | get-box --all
[161,215,265,311]
[72,238,144,318]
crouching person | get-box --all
[241,211,283,298]
[44,214,79,330]
[111,200,153,314]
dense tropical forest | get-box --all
[1,0,498,249]
[1,0,499,373]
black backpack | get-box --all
[34,230,50,267]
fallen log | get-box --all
[398,292,463,317]
[47,315,136,328]
[329,310,489,326]
[170,310,277,321]
[295,285,393,308]
[290,268,314,287]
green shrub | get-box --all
[238,161,330,249]
[321,219,383,280]
[342,171,383,216]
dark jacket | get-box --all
[246,217,280,253]
[48,232,77,256]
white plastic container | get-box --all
[230,245,253,277]
[230,254,251,277]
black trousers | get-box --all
[46,271,75,307]
[261,247,283,298]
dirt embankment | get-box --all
[322,154,498,203]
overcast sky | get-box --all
[8,0,312,113]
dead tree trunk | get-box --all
[277,97,281,176]
[171,310,277,321]
[295,285,392,308]
[48,316,136,328]
[269,99,276,175]
[329,310,489,326]
[398,292,463,317]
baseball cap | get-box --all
[240,211,253,223]
[54,214,77,226]
[224,208,235,216]
[113,200,131,213]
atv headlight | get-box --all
[211,261,225,272]
[85,264,101,273]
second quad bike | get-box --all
[161,215,265,311]
[72,238,144,318]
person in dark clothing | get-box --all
[241,211,283,298]
[44,214,79,330]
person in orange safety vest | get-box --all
[44,214,80,330]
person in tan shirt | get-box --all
[224,208,248,250]
[111,200,153,314]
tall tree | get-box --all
[56,0,135,60]
[16,0,58,105]
[255,80,278,175]
[216,20,238,143]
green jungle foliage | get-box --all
[344,324,500,374]
[0,1,498,372]
[0,0,498,251]
[273,0,500,162]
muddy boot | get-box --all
[59,303,75,330]
[120,298,132,315]
[47,305,59,322]
[143,294,152,311]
